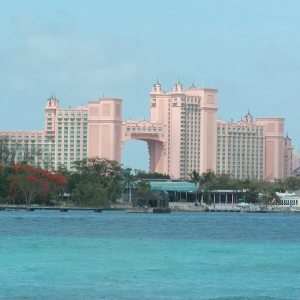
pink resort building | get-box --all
[0,80,293,180]
[217,114,293,180]
[292,149,300,170]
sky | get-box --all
[1,0,300,171]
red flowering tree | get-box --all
[44,172,67,199]
[9,165,66,205]
[10,175,49,205]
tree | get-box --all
[203,188,212,204]
[259,182,280,210]
[122,167,135,202]
[214,173,233,190]
[188,170,200,202]
[10,174,49,205]
[106,177,124,202]
[0,135,11,165]
[201,169,216,183]
[135,180,150,196]
[72,157,124,204]
[0,165,15,203]
[245,186,259,203]
[8,164,66,205]
[72,182,109,207]
[283,177,300,191]
[44,172,67,201]
[134,169,170,179]
[74,157,122,188]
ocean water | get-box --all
[0,210,299,300]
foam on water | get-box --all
[0,210,299,299]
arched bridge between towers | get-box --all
[122,120,167,173]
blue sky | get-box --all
[1,0,300,171]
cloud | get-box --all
[0,12,155,97]
[248,48,300,80]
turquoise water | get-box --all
[0,210,300,299]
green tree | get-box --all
[203,188,212,204]
[107,177,124,202]
[135,180,150,196]
[0,135,11,165]
[259,182,280,210]
[283,177,300,191]
[74,157,122,187]
[0,165,14,203]
[245,186,259,203]
[214,173,233,189]
[73,182,109,207]
[134,169,170,179]
[122,167,135,202]
[73,157,123,203]
[188,170,200,202]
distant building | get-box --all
[283,134,293,178]
[0,95,120,171]
[217,112,293,180]
[292,149,300,171]
[0,81,293,180]
[276,191,299,206]
[217,112,265,180]
[123,80,218,179]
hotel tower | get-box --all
[0,81,293,180]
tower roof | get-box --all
[47,93,58,101]
[245,109,252,117]
[285,133,292,140]
[47,94,54,101]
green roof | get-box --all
[149,182,197,192]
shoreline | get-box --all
[1,203,300,213]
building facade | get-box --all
[292,149,300,171]
[216,113,294,180]
[0,81,293,180]
[0,95,122,172]
[122,81,218,179]
[283,135,293,178]
[216,112,265,180]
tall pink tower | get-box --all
[87,97,122,162]
[122,80,218,179]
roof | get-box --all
[149,181,197,192]
[293,166,300,174]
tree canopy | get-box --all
[5,164,66,205]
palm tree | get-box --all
[135,179,150,196]
[122,167,135,202]
[189,170,200,202]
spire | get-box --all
[47,92,53,101]
[151,78,162,93]
[190,81,195,88]
[177,77,181,84]
[244,109,253,124]
[285,133,291,140]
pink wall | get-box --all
[256,118,284,180]
[87,98,122,163]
